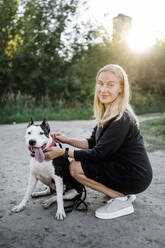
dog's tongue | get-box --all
[35,148,45,163]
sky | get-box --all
[83,0,165,52]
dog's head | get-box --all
[25,118,51,162]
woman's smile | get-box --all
[100,94,109,98]
[99,95,110,101]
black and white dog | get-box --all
[11,118,84,220]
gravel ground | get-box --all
[0,115,165,248]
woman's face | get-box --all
[96,71,123,108]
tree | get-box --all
[11,0,94,103]
[0,0,18,99]
[0,0,95,104]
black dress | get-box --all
[74,110,153,195]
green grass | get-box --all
[1,91,165,124]
[1,101,165,152]
[0,104,93,124]
[140,116,165,151]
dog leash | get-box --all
[64,186,88,213]
[74,186,88,212]
[52,134,88,212]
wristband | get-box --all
[63,147,69,159]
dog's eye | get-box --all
[28,131,31,135]
[40,132,44,135]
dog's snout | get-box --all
[29,139,36,146]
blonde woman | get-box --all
[45,64,153,219]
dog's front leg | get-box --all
[54,175,66,220]
[12,174,37,213]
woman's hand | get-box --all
[44,147,64,161]
[52,132,70,144]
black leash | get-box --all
[74,186,88,212]
[53,141,88,213]
[54,140,63,149]
[64,186,88,213]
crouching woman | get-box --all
[45,64,153,219]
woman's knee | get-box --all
[69,160,83,178]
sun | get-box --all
[126,23,156,53]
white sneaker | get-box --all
[128,194,136,202]
[95,197,134,220]
[105,194,136,203]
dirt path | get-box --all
[0,114,165,248]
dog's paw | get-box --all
[41,199,54,209]
[41,200,51,209]
[31,192,40,198]
[11,204,25,213]
[41,196,57,209]
[56,209,66,220]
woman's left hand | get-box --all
[44,147,64,161]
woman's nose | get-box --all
[100,86,108,92]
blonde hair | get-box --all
[94,64,139,127]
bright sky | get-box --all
[84,0,165,52]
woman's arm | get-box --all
[45,114,129,162]
[54,127,97,149]
[45,126,97,161]
[67,138,89,149]
[74,112,131,163]
[67,125,97,149]
[44,146,75,160]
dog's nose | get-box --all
[29,139,36,146]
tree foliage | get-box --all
[0,0,95,104]
[0,0,18,96]
[0,0,165,113]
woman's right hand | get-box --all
[53,132,70,144]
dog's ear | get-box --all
[42,119,50,132]
[27,117,34,128]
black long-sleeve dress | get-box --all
[74,110,153,195]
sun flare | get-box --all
[87,0,165,53]
[126,24,156,52]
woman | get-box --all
[45,64,153,219]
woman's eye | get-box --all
[107,83,113,87]
[40,132,44,135]
[98,82,103,86]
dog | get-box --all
[11,118,84,220]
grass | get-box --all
[131,92,165,115]
[1,91,165,124]
[1,101,165,151]
[0,104,93,124]
[140,116,165,151]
